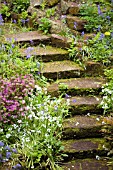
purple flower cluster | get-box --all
[0,14,4,25]
[0,141,17,163]
[0,74,35,124]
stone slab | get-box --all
[4,31,51,45]
[67,96,102,115]
[41,60,84,80]
[62,158,112,170]
[47,77,105,96]
[19,46,69,62]
[63,115,105,139]
[62,138,110,159]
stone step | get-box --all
[63,115,107,139]
[68,96,102,115]
[4,31,51,46]
[47,77,105,96]
[62,158,112,170]
[62,138,110,160]
[19,45,69,62]
[40,60,84,80]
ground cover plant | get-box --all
[0,10,69,170]
[67,0,113,66]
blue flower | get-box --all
[6,151,12,159]
[81,31,84,36]
[12,164,22,170]
[74,22,77,29]
[13,19,17,23]
[0,154,2,160]
[97,5,103,15]
[0,141,4,147]
[65,93,71,98]
[73,99,77,103]
[0,14,4,25]
[99,33,105,40]
[4,146,10,151]
[12,148,17,153]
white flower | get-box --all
[26,138,30,142]
[17,120,22,123]
[6,134,11,138]
[102,121,106,125]
[75,122,79,126]
[96,118,100,121]
[0,129,3,133]
[96,155,100,160]
[35,85,42,91]
[87,113,90,116]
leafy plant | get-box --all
[0,86,69,169]
[87,32,113,64]
[100,69,113,114]
[0,141,18,166]
[12,0,30,13]
[38,17,51,34]
[46,8,56,18]
[0,3,10,20]
[79,1,113,32]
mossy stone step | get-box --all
[62,158,112,170]
[67,96,102,115]
[19,46,69,62]
[63,115,106,139]
[40,60,84,80]
[47,77,105,96]
[4,31,51,46]
[62,138,110,160]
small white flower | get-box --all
[96,118,100,121]
[35,85,42,91]
[102,121,106,125]
[96,155,100,160]
[17,120,22,123]
[87,113,90,116]
[0,129,3,132]
[75,122,79,126]
[6,134,11,138]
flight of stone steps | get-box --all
[3,29,113,170]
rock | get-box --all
[50,19,68,34]
[47,0,60,7]
[27,6,45,20]
[66,15,87,31]
[51,34,72,48]
[30,0,60,7]
[30,0,43,7]
[61,0,80,15]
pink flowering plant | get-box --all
[0,74,35,130]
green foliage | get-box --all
[100,69,113,114]
[67,38,77,60]
[79,1,113,32]
[0,41,39,78]
[46,8,56,18]
[0,87,69,169]
[12,0,30,13]
[0,4,10,19]
[87,32,113,64]
[40,1,47,10]
[38,17,51,34]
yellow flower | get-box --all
[104,32,110,36]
